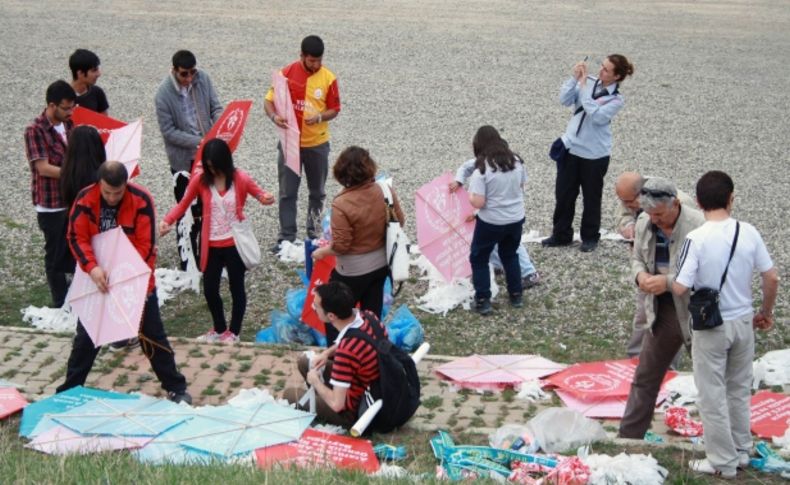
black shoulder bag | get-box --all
[688,222,740,330]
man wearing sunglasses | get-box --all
[614,172,694,362]
[24,80,77,308]
[155,50,223,271]
[618,177,703,440]
[264,35,341,250]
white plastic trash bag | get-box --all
[526,408,607,453]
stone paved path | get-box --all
[0,326,691,443]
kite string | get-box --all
[139,334,173,359]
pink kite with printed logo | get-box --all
[415,172,477,282]
[66,227,151,347]
[544,358,677,399]
[0,387,28,419]
[555,388,670,419]
[750,391,790,439]
[192,99,253,175]
[435,354,566,391]
[105,119,142,180]
[272,72,301,175]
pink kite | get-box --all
[105,119,142,180]
[435,354,566,391]
[415,172,476,282]
[301,256,336,334]
[66,227,151,347]
[272,72,301,176]
[544,358,676,400]
[0,387,28,419]
[72,106,126,144]
[751,391,790,439]
[255,429,379,474]
[555,388,669,420]
[26,424,150,455]
[192,99,253,175]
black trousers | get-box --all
[203,245,247,335]
[324,265,389,345]
[56,291,187,394]
[551,152,610,243]
[171,167,202,271]
[37,210,75,307]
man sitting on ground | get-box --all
[285,281,386,428]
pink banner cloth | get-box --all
[415,172,476,282]
[544,358,676,399]
[26,424,150,455]
[272,72,301,175]
[66,227,151,347]
[0,387,28,419]
[435,354,566,391]
[555,389,669,419]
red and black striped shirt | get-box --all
[329,311,387,413]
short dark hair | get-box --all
[315,281,355,319]
[201,138,236,188]
[46,80,76,105]
[301,35,324,57]
[69,49,100,80]
[333,146,377,188]
[98,161,128,187]
[172,50,197,69]
[696,170,734,211]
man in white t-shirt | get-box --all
[673,170,779,480]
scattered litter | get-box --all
[385,305,424,352]
[311,423,345,435]
[751,441,790,475]
[227,388,289,408]
[414,254,499,315]
[774,429,790,453]
[546,456,590,485]
[664,407,703,437]
[753,349,790,387]
[155,267,200,306]
[664,374,698,406]
[643,431,664,444]
[516,380,549,402]
[372,463,408,478]
[584,452,668,484]
[373,443,408,461]
[490,424,538,454]
[21,305,76,332]
[522,230,623,244]
[526,408,607,453]
[277,240,305,264]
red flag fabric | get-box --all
[71,106,126,144]
[751,391,790,439]
[301,256,336,334]
[544,358,676,399]
[192,100,253,176]
[255,429,379,473]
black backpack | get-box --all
[345,311,421,434]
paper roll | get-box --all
[350,399,383,437]
[411,342,430,364]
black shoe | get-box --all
[580,240,598,252]
[509,293,524,308]
[541,235,572,247]
[522,272,541,289]
[108,337,140,352]
[473,298,492,316]
[269,241,283,254]
[168,390,192,405]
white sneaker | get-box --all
[689,459,736,479]
[738,452,750,469]
[196,330,220,343]
[219,330,240,344]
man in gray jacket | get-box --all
[618,177,704,439]
[155,50,222,270]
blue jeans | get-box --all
[489,244,536,277]
[470,217,524,300]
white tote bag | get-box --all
[211,186,261,269]
[376,181,410,283]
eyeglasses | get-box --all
[640,188,676,199]
[176,68,197,78]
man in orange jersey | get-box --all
[264,35,341,249]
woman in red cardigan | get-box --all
[159,139,274,343]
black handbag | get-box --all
[688,222,739,330]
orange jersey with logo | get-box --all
[266,61,340,148]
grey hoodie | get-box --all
[154,71,222,172]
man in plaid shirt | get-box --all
[24,80,76,307]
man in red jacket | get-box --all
[57,161,191,404]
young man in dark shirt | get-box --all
[69,49,109,114]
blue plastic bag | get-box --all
[286,288,307,321]
[271,309,315,345]
[255,326,280,344]
[386,305,424,352]
[381,277,393,320]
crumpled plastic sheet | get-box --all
[21,305,77,332]
[774,428,790,453]
[516,380,550,402]
[277,240,305,264]
[753,349,790,388]
[414,254,498,316]
[526,408,607,454]
[226,388,290,409]
[664,407,703,437]
[508,460,555,484]
[584,453,668,485]
[522,230,624,244]
[372,464,409,479]
[311,423,345,435]
[155,267,200,306]
[664,374,699,407]
[753,441,790,475]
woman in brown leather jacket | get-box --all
[312,146,405,342]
